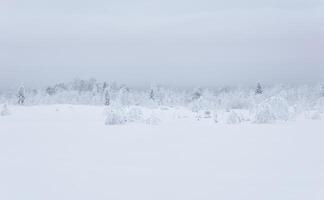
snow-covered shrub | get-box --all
[254,96,289,123]
[105,106,144,125]
[148,85,175,106]
[226,111,242,124]
[255,83,263,95]
[203,110,212,118]
[105,106,127,125]
[254,104,274,123]
[315,97,324,112]
[189,97,213,113]
[311,112,322,120]
[0,104,10,116]
[213,112,218,123]
[17,86,26,105]
[196,110,212,120]
[126,107,143,122]
[192,87,203,101]
[117,86,132,106]
[145,113,161,125]
[160,106,170,110]
[268,97,290,120]
[172,108,190,119]
[226,96,251,110]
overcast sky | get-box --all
[1,0,324,88]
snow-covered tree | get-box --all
[148,84,165,105]
[255,83,263,95]
[104,86,111,106]
[0,104,10,116]
[149,88,155,101]
[17,86,26,105]
[310,111,322,120]
[46,87,56,96]
[254,96,289,123]
[192,87,203,101]
[118,85,131,105]
[103,82,108,91]
[149,84,157,101]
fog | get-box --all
[1,0,324,89]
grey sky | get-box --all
[1,0,324,88]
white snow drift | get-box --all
[0,105,324,200]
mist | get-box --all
[1,0,324,89]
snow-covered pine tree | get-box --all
[103,82,108,91]
[149,84,157,101]
[255,83,263,95]
[104,86,111,106]
[149,84,164,105]
[17,86,26,105]
[192,87,203,101]
[46,87,56,96]
[149,88,155,101]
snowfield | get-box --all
[1,105,324,200]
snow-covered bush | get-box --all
[126,107,144,122]
[254,96,289,123]
[310,111,322,120]
[255,83,263,95]
[212,112,218,123]
[254,104,275,123]
[17,86,26,105]
[202,110,212,118]
[0,104,10,116]
[226,95,251,110]
[105,106,144,125]
[105,106,127,125]
[195,110,212,120]
[189,97,213,113]
[315,97,324,112]
[226,111,242,124]
[145,113,161,125]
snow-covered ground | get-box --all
[1,105,324,200]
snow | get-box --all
[1,105,324,200]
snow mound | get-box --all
[0,104,10,116]
[254,97,289,123]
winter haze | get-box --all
[2,1,324,200]
[1,0,324,88]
